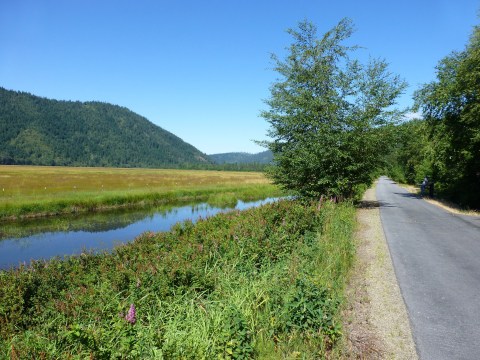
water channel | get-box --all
[0,197,279,270]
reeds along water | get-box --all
[0,199,356,359]
[0,197,280,270]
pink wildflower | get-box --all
[125,304,136,324]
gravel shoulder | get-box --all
[341,183,418,359]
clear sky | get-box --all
[1,1,479,154]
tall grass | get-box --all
[0,166,282,219]
[0,199,355,359]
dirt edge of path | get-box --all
[341,183,418,359]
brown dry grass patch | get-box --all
[0,165,270,201]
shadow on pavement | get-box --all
[394,192,422,199]
[357,200,395,209]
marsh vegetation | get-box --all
[0,199,355,359]
[0,166,282,220]
[0,197,279,270]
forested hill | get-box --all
[209,150,273,164]
[0,88,211,167]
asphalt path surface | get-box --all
[376,176,480,360]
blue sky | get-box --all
[1,1,479,154]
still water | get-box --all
[0,198,279,270]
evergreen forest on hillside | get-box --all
[209,150,273,164]
[0,88,210,168]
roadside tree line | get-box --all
[262,18,480,208]
[387,24,480,208]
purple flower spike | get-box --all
[125,304,136,324]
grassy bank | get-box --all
[0,166,282,220]
[0,199,355,359]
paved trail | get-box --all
[376,177,480,360]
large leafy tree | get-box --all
[414,25,480,207]
[261,19,407,199]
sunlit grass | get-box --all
[0,166,282,219]
[0,200,356,358]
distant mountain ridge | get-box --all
[0,87,210,167]
[209,150,273,164]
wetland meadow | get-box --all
[0,165,356,359]
[0,166,282,219]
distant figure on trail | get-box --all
[421,176,429,196]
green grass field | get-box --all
[0,166,283,219]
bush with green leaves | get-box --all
[285,278,339,336]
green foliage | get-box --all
[0,199,356,358]
[285,278,339,337]
[384,119,433,185]
[261,19,407,199]
[216,306,254,359]
[0,87,211,168]
[412,24,480,207]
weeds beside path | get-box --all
[341,184,418,359]
[0,199,356,358]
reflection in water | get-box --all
[0,198,278,270]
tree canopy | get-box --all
[261,19,407,199]
[413,23,480,207]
